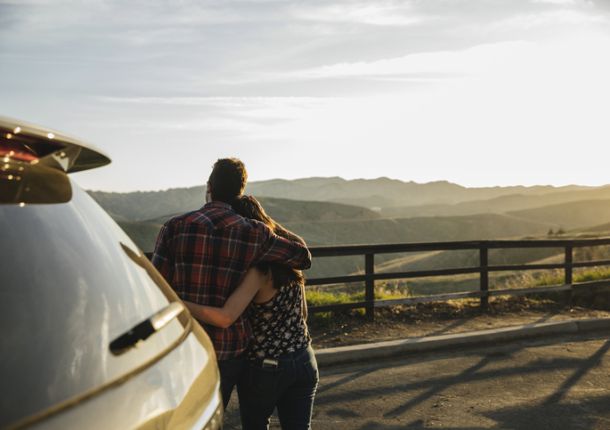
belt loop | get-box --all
[262,358,279,368]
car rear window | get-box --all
[0,182,188,428]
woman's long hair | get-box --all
[232,195,308,318]
[231,195,305,289]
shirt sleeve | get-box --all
[252,221,312,270]
[151,220,175,285]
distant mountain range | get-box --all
[87,177,610,278]
[249,177,590,209]
[382,185,610,218]
[89,177,595,221]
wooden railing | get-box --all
[146,237,610,320]
[306,238,610,319]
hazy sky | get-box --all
[1,0,610,191]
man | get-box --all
[151,158,311,409]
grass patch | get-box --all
[306,285,409,323]
[531,267,610,287]
[306,285,409,306]
[306,266,610,326]
[574,267,610,283]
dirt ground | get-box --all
[309,297,610,349]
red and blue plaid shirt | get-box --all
[151,201,311,360]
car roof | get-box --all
[0,116,111,173]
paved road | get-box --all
[225,331,610,429]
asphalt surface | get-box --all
[225,330,610,429]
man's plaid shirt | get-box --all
[151,201,312,360]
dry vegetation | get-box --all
[308,295,610,349]
[306,265,610,348]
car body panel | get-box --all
[0,178,221,429]
[28,329,222,430]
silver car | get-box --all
[0,117,223,429]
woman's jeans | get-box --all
[238,345,318,430]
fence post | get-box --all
[564,245,573,285]
[565,245,573,307]
[480,245,489,311]
[365,253,375,320]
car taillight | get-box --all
[0,128,73,205]
[0,117,111,204]
[1,126,64,163]
[0,116,111,174]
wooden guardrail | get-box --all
[146,238,610,320]
[306,238,610,319]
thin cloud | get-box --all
[288,2,431,26]
[96,96,333,112]
[280,41,534,80]
[94,96,337,134]
[533,0,580,4]
[498,8,608,28]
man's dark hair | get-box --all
[208,158,248,203]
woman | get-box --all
[184,195,318,430]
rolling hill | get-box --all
[114,196,382,253]
[508,199,610,230]
[89,187,205,221]
[246,177,589,208]
[382,185,610,219]
[117,209,552,278]
[89,177,594,221]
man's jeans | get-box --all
[238,345,319,430]
[218,353,247,409]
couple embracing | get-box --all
[152,158,317,429]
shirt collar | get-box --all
[203,200,233,210]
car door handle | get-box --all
[110,301,186,355]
